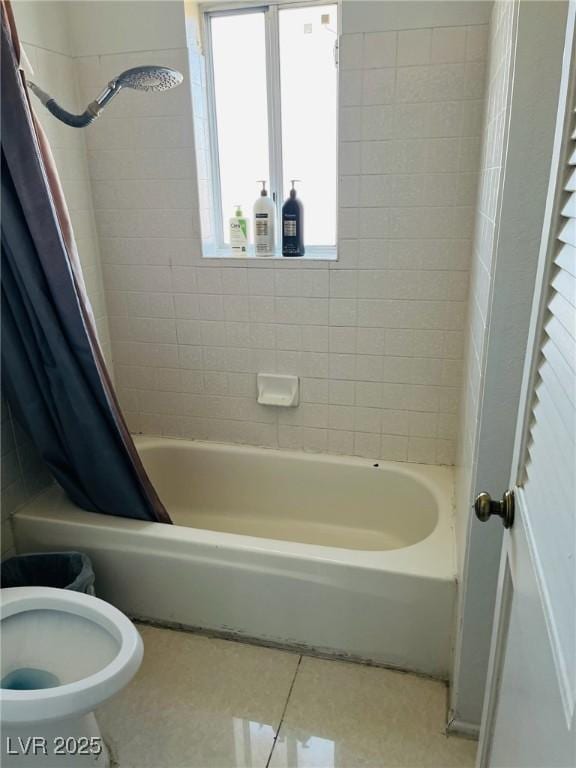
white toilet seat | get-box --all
[1,587,143,725]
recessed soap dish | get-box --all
[257,373,299,407]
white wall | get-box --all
[71,0,489,465]
[342,1,492,33]
[11,0,72,55]
[451,0,568,729]
[67,0,187,56]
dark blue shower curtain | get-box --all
[0,4,171,523]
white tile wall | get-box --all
[70,0,488,466]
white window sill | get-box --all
[202,245,337,262]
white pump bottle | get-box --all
[253,180,276,257]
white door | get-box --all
[476,7,576,767]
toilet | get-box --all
[1,587,143,767]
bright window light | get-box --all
[207,3,338,253]
[279,5,337,246]
[211,12,269,244]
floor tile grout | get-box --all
[265,655,302,768]
[99,627,476,768]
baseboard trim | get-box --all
[446,716,480,740]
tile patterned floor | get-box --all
[98,625,476,768]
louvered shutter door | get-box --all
[522,93,576,704]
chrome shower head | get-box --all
[115,66,184,92]
[27,65,183,128]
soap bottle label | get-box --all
[230,218,249,253]
[255,213,269,236]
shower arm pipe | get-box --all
[27,79,123,128]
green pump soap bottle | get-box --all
[282,180,304,257]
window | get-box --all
[204,2,338,256]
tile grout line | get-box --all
[265,655,302,768]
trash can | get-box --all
[1,552,95,594]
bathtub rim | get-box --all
[13,437,456,582]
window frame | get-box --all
[201,0,339,259]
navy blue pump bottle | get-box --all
[282,180,304,257]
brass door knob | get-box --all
[474,490,515,529]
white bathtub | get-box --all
[12,437,456,678]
